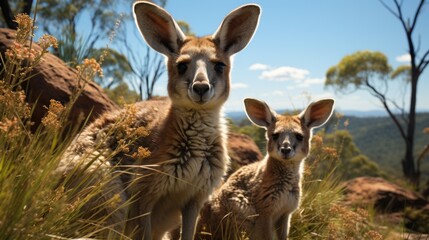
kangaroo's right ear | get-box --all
[244,98,276,128]
[300,99,335,129]
[133,1,186,56]
[213,4,261,56]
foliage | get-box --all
[326,130,385,180]
[335,114,429,185]
[92,48,133,89]
[104,81,140,105]
[235,124,266,154]
[391,65,411,82]
[404,207,429,233]
[326,50,391,92]
[37,0,123,43]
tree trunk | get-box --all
[0,0,18,29]
[402,67,419,186]
[0,0,33,29]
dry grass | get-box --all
[0,14,138,239]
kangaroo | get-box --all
[57,2,260,240]
[196,98,334,240]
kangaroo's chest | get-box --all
[272,187,300,216]
[152,117,228,196]
[254,174,301,217]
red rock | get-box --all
[0,28,118,131]
[342,177,428,213]
[227,132,263,177]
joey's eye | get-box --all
[271,133,279,141]
[296,133,304,141]
[177,62,188,74]
[214,62,226,73]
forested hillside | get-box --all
[336,113,429,181]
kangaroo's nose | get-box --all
[281,146,292,155]
[192,82,210,97]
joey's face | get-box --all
[267,115,310,162]
[167,37,231,109]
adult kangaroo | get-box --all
[58,2,260,239]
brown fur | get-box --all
[196,98,334,240]
[57,2,260,240]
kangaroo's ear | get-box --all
[244,98,276,128]
[133,1,186,56]
[212,4,260,56]
[300,99,335,129]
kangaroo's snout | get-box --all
[280,145,292,155]
[280,142,295,159]
[192,82,210,97]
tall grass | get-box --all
[289,134,383,239]
[0,14,134,239]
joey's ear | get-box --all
[244,98,276,128]
[300,99,335,129]
[133,1,186,56]
[212,4,260,56]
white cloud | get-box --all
[231,82,248,89]
[249,63,270,71]
[296,78,325,88]
[273,90,284,96]
[260,66,309,81]
[396,54,411,63]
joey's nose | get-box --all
[281,146,292,155]
[192,82,210,97]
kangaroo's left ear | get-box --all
[300,99,335,129]
[212,4,261,56]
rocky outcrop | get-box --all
[343,177,429,233]
[227,132,263,177]
[342,177,428,212]
[0,28,118,131]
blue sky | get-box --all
[123,0,429,113]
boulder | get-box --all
[227,132,263,177]
[342,177,428,213]
[0,28,118,131]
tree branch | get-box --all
[410,0,426,32]
[378,0,400,18]
[364,80,408,141]
[393,0,411,33]
[390,98,408,125]
[418,49,429,72]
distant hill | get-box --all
[226,109,429,121]
[335,113,429,179]
[228,110,429,181]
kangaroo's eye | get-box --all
[214,62,226,74]
[296,133,304,141]
[271,133,279,141]
[177,62,188,74]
